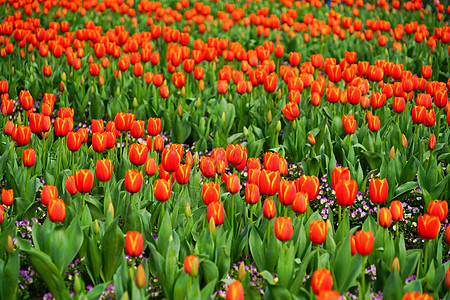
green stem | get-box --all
[424,240,429,274]
[361,256,367,299]
[376,204,380,225]
[82,193,86,209]
[266,219,271,247]
[231,193,235,235]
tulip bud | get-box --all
[94,219,100,234]
[185,201,191,218]
[118,71,123,81]
[30,74,34,83]
[238,261,246,281]
[6,235,14,253]
[31,54,35,62]
[133,97,138,108]
[128,267,135,280]
[277,89,282,99]
[91,86,95,94]
[116,86,121,96]
[190,257,199,276]
[391,257,400,273]
[267,110,272,123]
[196,97,201,107]
[74,275,83,294]
[98,75,104,86]
[177,104,183,116]
[135,264,147,288]
[243,126,248,137]
[292,119,296,129]
[308,134,315,145]
[193,152,200,165]
[212,61,216,71]
[276,120,281,131]
[10,66,14,75]
[62,72,67,81]
[401,134,408,147]
[107,201,114,219]
[389,146,395,159]
[81,75,85,85]
[181,86,186,97]
[208,217,216,234]
[121,291,129,300]
[221,112,226,123]
[60,81,65,92]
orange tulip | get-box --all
[124,231,143,257]
[184,255,199,275]
[202,182,220,205]
[41,185,58,206]
[1,189,13,206]
[311,268,333,295]
[335,179,357,207]
[226,174,240,194]
[390,200,404,221]
[309,220,327,244]
[147,117,161,135]
[175,164,190,185]
[207,201,225,225]
[161,146,181,172]
[331,167,350,190]
[245,183,260,205]
[48,198,66,222]
[74,169,93,193]
[296,175,320,200]
[22,148,36,167]
[259,169,280,196]
[226,280,244,300]
[428,200,448,222]
[65,176,78,195]
[125,169,143,194]
[96,159,113,182]
[279,180,296,205]
[355,230,374,256]
[369,178,388,204]
[274,216,293,241]
[378,207,392,227]
[200,156,216,178]
[129,143,148,166]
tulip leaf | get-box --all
[266,232,280,273]
[173,273,189,300]
[86,236,102,285]
[86,283,108,300]
[200,260,219,286]
[101,218,124,282]
[289,251,313,294]
[428,264,445,292]
[1,250,19,300]
[393,182,418,200]
[16,238,71,300]
[267,285,292,300]
[200,280,216,300]
[157,210,172,255]
[333,234,362,293]
[277,243,295,288]
[383,270,403,300]
[249,227,265,271]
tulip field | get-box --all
[2,0,450,299]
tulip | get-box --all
[161,147,181,172]
[279,157,288,176]
[389,200,404,221]
[378,207,392,227]
[41,185,58,206]
[200,156,215,178]
[19,90,33,110]
[311,268,333,295]
[92,119,104,133]
[279,180,296,206]
[282,102,299,121]
[369,178,389,204]
[245,184,260,205]
[317,290,340,300]
[263,198,276,219]
[92,132,107,153]
[175,164,190,185]
[259,169,280,196]
[428,200,448,222]
[309,220,327,244]
[202,182,220,205]
[350,235,357,256]
[130,120,145,139]
[335,179,357,207]
[331,167,350,190]
[226,144,246,166]
[226,280,244,300]
[226,174,240,193]
[125,169,143,194]
[65,176,78,195]
[22,148,36,167]
[15,125,31,146]
[428,134,436,150]
[274,216,293,241]
[145,157,157,176]
[264,152,280,171]
[445,226,450,246]
[48,198,66,222]
[66,131,82,152]
[1,189,13,206]
[29,113,44,133]
[129,143,148,166]
[207,201,225,225]
[411,105,426,124]
[74,169,93,193]
[292,191,309,214]
[0,205,4,224]
[147,117,161,136]
[96,159,113,182]
[184,255,199,276]
[296,175,320,200]
[355,230,374,256]
[342,114,357,134]
[124,231,143,257]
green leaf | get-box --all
[249,227,265,271]
[2,250,20,300]
[383,271,403,300]
[393,182,418,200]
[101,219,124,282]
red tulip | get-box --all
[48,198,66,223]
[428,200,448,222]
[296,175,320,200]
[282,102,299,121]
[355,230,374,256]
[74,169,93,193]
[200,156,216,178]
[390,200,404,221]
[369,178,388,204]
[202,182,220,205]
[342,114,356,134]
[309,220,327,244]
[207,201,225,225]
[96,159,113,182]
[274,216,293,241]
[226,174,240,194]
[147,118,161,135]
[428,134,436,150]
[331,167,350,190]
[129,143,148,166]
[245,183,260,205]
[162,147,181,172]
[145,157,157,176]
[41,185,58,206]
[292,191,309,214]
[311,268,333,295]
[1,189,13,206]
[124,231,143,257]
[22,148,36,167]
[175,164,190,185]
[226,280,244,300]
[378,207,392,227]
[279,180,296,205]
[125,169,143,194]
[65,176,78,195]
[335,179,357,207]
[226,144,246,166]
[184,255,199,275]
[259,170,280,196]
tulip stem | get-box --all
[424,240,429,274]
[24,167,30,201]
[72,151,75,174]
[376,204,380,225]
[361,256,367,299]
[58,137,63,176]
[120,132,123,160]
[341,207,347,242]
[82,193,85,209]
[231,193,235,235]
[316,244,320,270]
[265,219,271,247]
[338,205,342,227]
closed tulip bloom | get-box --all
[19,90,33,110]
[65,176,78,195]
[129,143,148,166]
[292,191,309,214]
[282,102,299,121]
[402,292,433,300]
[393,97,406,113]
[289,52,301,66]
[310,220,327,244]
[446,226,450,245]
[2,189,13,206]
[22,148,36,167]
[125,169,143,194]
[162,147,181,172]
[296,175,320,200]
[200,156,216,178]
[96,159,113,182]
[145,157,157,176]
[355,230,374,256]
[147,118,161,136]
[428,200,448,222]
[202,182,220,205]
[428,134,436,150]
[350,235,357,256]
[275,216,293,241]
[342,114,357,134]
[217,80,228,94]
[245,183,260,205]
[124,231,143,257]
[15,125,31,146]
[311,268,333,295]
[331,167,351,190]
[41,185,58,206]
[368,115,380,132]
[29,112,44,133]
[422,65,432,79]
[335,179,357,207]
[75,169,93,193]
[0,205,4,224]
[225,174,239,194]
[92,119,104,133]
[317,290,340,300]
[259,169,280,196]
[4,120,15,136]
[66,131,82,152]
[175,164,190,185]
[1,97,13,115]
[369,178,389,204]
[434,89,448,108]
[264,152,280,171]
[130,120,145,138]
[378,207,392,227]
[105,132,116,149]
[279,180,296,205]
[263,198,276,219]
[412,105,426,124]
[92,132,107,152]
[184,255,199,275]
[390,200,404,221]
[279,157,288,176]
[207,201,225,225]
[226,280,244,300]
[226,144,246,166]
[48,198,66,223]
